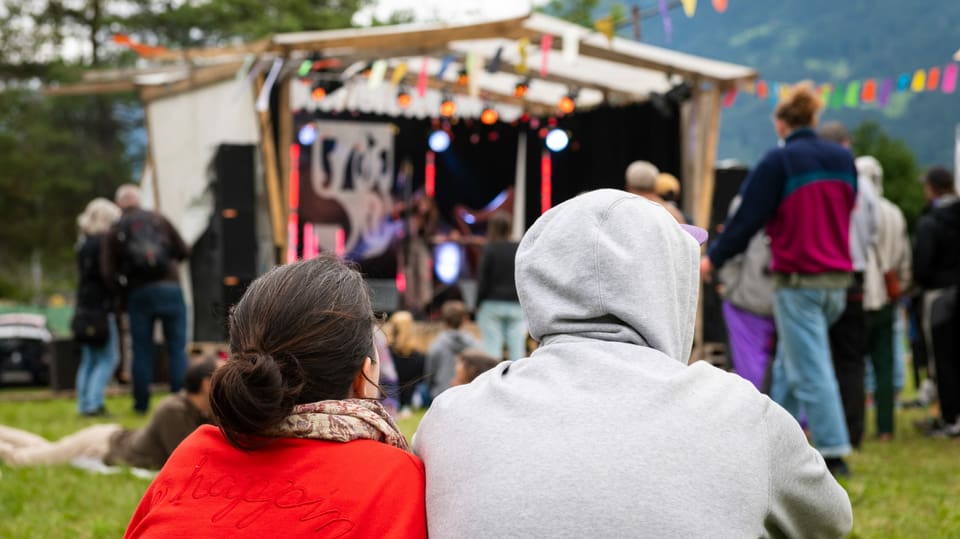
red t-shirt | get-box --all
[125,425,426,538]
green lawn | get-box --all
[0,391,957,538]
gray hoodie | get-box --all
[413,189,852,538]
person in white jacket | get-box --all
[413,189,852,538]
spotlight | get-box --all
[545,129,569,152]
[514,78,530,98]
[558,95,576,114]
[397,87,412,108]
[428,130,451,152]
[312,86,327,101]
[440,95,456,117]
[480,105,498,125]
[434,242,463,285]
[457,69,469,85]
[298,124,318,146]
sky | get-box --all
[352,0,546,26]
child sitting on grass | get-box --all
[451,349,500,387]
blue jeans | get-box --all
[76,315,119,414]
[477,300,527,361]
[770,286,852,458]
[127,282,188,412]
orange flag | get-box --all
[112,34,168,57]
[927,67,941,91]
[861,79,877,102]
[712,0,728,13]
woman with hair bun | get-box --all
[702,82,859,477]
[125,254,426,538]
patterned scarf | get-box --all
[266,399,410,451]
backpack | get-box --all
[116,210,172,284]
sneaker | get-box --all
[824,457,851,478]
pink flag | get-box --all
[540,35,553,77]
[722,87,737,107]
[417,57,428,97]
[942,63,958,94]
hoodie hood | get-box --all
[515,189,701,363]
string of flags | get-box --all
[726,63,960,109]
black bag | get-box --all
[117,211,171,284]
[71,309,110,346]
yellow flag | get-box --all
[390,62,408,86]
[682,0,697,17]
[517,37,529,74]
[595,17,614,43]
[911,69,926,92]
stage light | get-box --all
[434,242,463,285]
[458,69,469,85]
[298,124,317,146]
[312,85,327,101]
[440,95,456,117]
[428,130,451,152]
[514,78,530,98]
[558,95,575,114]
[545,129,569,152]
[480,106,498,125]
[397,87,412,108]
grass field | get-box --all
[0,391,957,538]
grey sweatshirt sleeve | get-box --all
[763,402,853,538]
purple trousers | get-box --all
[722,301,776,391]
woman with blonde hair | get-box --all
[387,310,426,415]
[72,197,122,416]
[702,82,858,476]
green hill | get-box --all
[610,0,960,167]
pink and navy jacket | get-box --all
[708,128,857,275]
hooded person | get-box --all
[412,189,852,538]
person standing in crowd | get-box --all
[913,166,960,437]
[425,300,477,400]
[73,198,122,417]
[819,121,879,450]
[102,184,190,415]
[857,156,912,441]
[716,195,776,391]
[450,349,500,387]
[702,83,858,476]
[387,311,426,417]
[0,358,216,469]
[624,160,687,223]
[125,256,426,538]
[415,190,851,538]
[475,211,526,361]
[656,172,694,224]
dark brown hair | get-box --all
[487,211,512,242]
[457,349,500,384]
[210,254,375,449]
[441,300,468,328]
[774,82,823,129]
[924,166,956,196]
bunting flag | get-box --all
[517,38,530,74]
[390,62,408,86]
[844,81,861,107]
[368,60,387,88]
[819,83,833,105]
[943,63,958,93]
[467,53,481,98]
[926,67,941,91]
[488,46,504,73]
[255,58,283,112]
[756,80,769,99]
[861,79,877,102]
[877,78,894,106]
[682,0,697,17]
[112,34,169,57]
[830,84,845,109]
[235,54,255,82]
[540,35,553,77]
[562,28,580,63]
[769,83,780,105]
[896,73,911,91]
[595,17,615,43]
[910,69,926,92]
[722,87,737,107]
[413,58,426,97]
[437,55,455,79]
[712,0,728,13]
[659,0,673,43]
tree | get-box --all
[851,121,926,231]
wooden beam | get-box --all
[253,76,287,250]
[149,37,272,63]
[44,79,136,96]
[277,71,293,264]
[139,61,244,103]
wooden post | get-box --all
[277,71,293,264]
[253,75,287,253]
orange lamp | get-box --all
[558,95,575,114]
[480,107,498,125]
[440,98,456,117]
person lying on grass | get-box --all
[0,358,216,470]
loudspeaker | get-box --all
[191,144,258,342]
